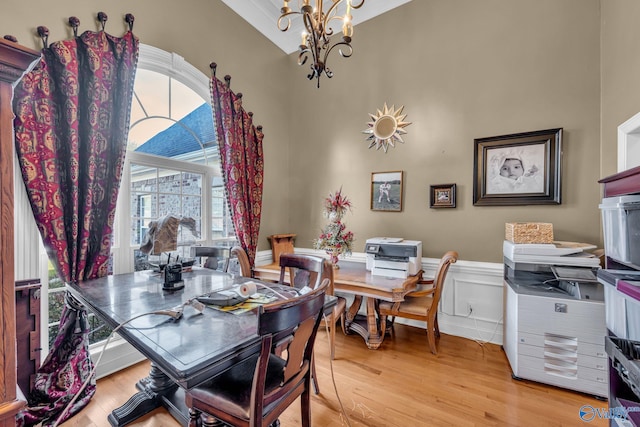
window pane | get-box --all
[182,172,202,195]
[158,194,180,216]
[158,169,181,193]
[178,219,200,245]
[131,69,170,120]
[170,77,206,121]
[131,164,158,192]
[183,195,201,218]
[48,290,65,324]
[131,217,148,246]
[88,314,113,345]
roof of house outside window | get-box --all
[135,103,216,157]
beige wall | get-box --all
[4,0,636,264]
[287,0,603,262]
[601,0,640,177]
[0,0,294,257]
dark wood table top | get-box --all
[67,269,295,389]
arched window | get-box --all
[32,45,235,371]
[111,44,235,273]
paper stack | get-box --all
[503,240,601,267]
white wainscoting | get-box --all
[259,249,506,346]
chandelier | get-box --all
[278,0,365,88]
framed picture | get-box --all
[371,171,403,211]
[430,183,456,208]
[473,128,562,206]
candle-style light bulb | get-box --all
[342,15,352,37]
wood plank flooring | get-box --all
[60,323,609,426]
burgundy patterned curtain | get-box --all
[12,15,138,426]
[210,63,264,266]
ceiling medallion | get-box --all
[362,103,411,152]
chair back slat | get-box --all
[186,278,330,427]
[258,279,327,335]
[278,253,328,291]
[258,278,329,392]
[429,251,458,313]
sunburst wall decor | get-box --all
[362,103,411,152]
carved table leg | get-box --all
[108,363,178,426]
[364,297,384,349]
[344,295,385,349]
[344,295,363,330]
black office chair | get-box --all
[186,278,329,427]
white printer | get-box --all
[365,237,422,278]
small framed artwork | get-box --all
[473,128,562,206]
[371,171,403,212]
[430,183,456,208]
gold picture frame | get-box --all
[430,184,456,208]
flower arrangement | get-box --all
[313,187,354,267]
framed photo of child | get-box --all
[473,128,562,206]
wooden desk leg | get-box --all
[364,297,384,350]
[344,295,385,350]
[345,295,363,329]
[108,363,184,427]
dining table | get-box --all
[66,267,335,426]
[253,260,422,350]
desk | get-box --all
[67,269,333,426]
[253,261,422,349]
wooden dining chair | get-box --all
[186,279,329,427]
[230,245,252,277]
[378,251,458,355]
[277,253,346,395]
[278,254,346,356]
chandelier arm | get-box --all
[324,38,353,62]
[302,7,318,36]
[298,48,310,66]
[280,0,365,86]
[324,66,334,79]
[321,1,341,33]
[277,12,297,32]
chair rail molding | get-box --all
[259,248,505,345]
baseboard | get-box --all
[90,335,145,380]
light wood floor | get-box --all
[60,323,609,427]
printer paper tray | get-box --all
[372,266,409,279]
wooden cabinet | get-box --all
[0,38,40,427]
[15,279,41,398]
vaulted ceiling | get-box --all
[220,0,413,54]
